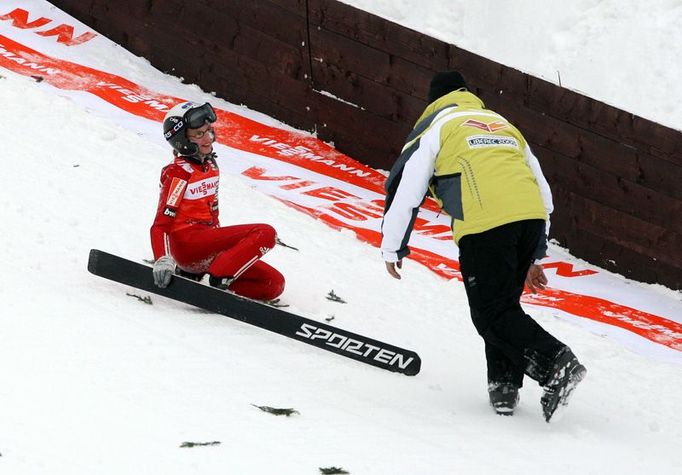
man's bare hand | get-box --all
[385,260,403,279]
[526,263,548,293]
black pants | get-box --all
[458,219,565,387]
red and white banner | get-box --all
[3,1,680,361]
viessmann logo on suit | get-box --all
[185,177,219,199]
[295,323,415,369]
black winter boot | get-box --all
[488,382,520,416]
[541,347,587,422]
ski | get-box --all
[87,249,421,376]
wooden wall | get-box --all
[51,0,682,289]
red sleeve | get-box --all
[150,164,190,260]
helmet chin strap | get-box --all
[184,128,216,164]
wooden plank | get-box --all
[84,1,309,82]
[538,146,682,235]
[124,25,204,74]
[204,0,308,46]
[311,60,426,124]
[308,0,450,71]
[208,44,315,122]
[256,0,307,15]
[314,92,409,169]
[628,116,682,164]
[230,26,309,80]
[552,223,681,287]
[635,151,682,201]
[309,27,436,115]
[68,0,152,21]
[528,75,682,166]
[389,57,436,102]
[309,27,391,84]
[144,6,237,43]
[133,11,308,81]
[550,186,682,269]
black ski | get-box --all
[87,249,421,376]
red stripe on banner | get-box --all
[523,290,682,351]
[0,34,177,120]
[3,33,680,352]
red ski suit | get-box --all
[150,154,284,300]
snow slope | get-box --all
[1,1,682,473]
[1,64,681,475]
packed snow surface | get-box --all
[1,1,682,474]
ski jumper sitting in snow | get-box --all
[150,101,285,301]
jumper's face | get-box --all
[186,122,214,156]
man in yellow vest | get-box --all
[381,71,586,422]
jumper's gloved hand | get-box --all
[152,255,176,288]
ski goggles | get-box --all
[184,103,217,129]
